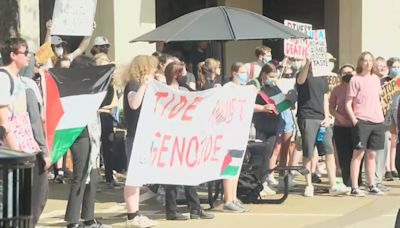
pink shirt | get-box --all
[329,83,353,127]
[347,74,384,123]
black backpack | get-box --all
[237,172,263,203]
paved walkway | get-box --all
[37,175,400,228]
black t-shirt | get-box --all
[296,75,328,120]
[124,80,141,138]
[188,50,206,80]
[252,86,279,135]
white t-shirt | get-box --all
[0,68,25,107]
[244,61,263,79]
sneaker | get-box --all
[233,199,250,212]
[350,187,365,197]
[223,201,245,213]
[266,174,279,186]
[311,173,322,184]
[368,185,384,195]
[329,185,350,196]
[304,185,314,197]
[376,183,390,192]
[385,171,394,181]
[260,182,276,197]
[392,171,399,178]
[166,212,189,220]
[83,220,112,228]
[190,209,214,219]
[106,180,123,190]
[126,215,157,228]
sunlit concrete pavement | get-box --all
[37,175,400,228]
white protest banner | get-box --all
[125,80,257,186]
[284,20,312,59]
[51,0,97,36]
[310,30,330,77]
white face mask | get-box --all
[55,47,64,56]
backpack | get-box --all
[236,151,263,203]
[0,68,15,95]
[237,172,263,203]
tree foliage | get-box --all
[0,0,20,45]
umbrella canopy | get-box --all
[131,6,309,43]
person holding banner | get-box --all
[45,19,94,69]
[118,55,158,227]
[162,61,215,220]
[346,51,386,197]
[222,62,251,213]
[296,57,350,197]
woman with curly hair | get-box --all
[115,55,159,227]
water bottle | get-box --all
[316,126,326,142]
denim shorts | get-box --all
[277,110,294,136]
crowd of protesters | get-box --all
[1,21,400,227]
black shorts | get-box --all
[352,120,385,150]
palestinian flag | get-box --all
[47,65,114,163]
[221,149,245,176]
[259,85,291,113]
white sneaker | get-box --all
[329,185,350,196]
[126,215,157,228]
[260,182,276,197]
[304,185,314,197]
[266,174,279,186]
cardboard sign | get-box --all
[51,0,97,36]
[327,75,342,92]
[35,42,55,65]
[310,30,330,77]
[284,20,312,59]
[0,112,40,153]
[125,80,257,186]
[380,77,400,117]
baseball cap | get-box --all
[93,36,110,46]
[51,36,67,45]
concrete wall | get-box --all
[362,0,400,59]
[19,0,40,51]
[339,0,362,66]
[324,0,339,65]
[222,0,263,72]
[94,0,156,65]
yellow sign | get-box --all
[35,42,55,65]
[380,78,400,117]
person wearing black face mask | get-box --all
[329,64,360,187]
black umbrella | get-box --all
[130,6,308,42]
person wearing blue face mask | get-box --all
[244,45,273,80]
[224,62,248,88]
[388,57,400,78]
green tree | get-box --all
[0,0,20,44]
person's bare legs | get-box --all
[124,186,140,213]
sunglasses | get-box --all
[14,50,30,57]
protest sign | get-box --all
[380,77,400,117]
[0,113,40,153]
[35,42,54,65]
[327,75,342,92]
[310,30,330,77]
[284,20,312,59]
[125,80,257,186]
[51,0,97,36]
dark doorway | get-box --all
[263,0,325,61]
